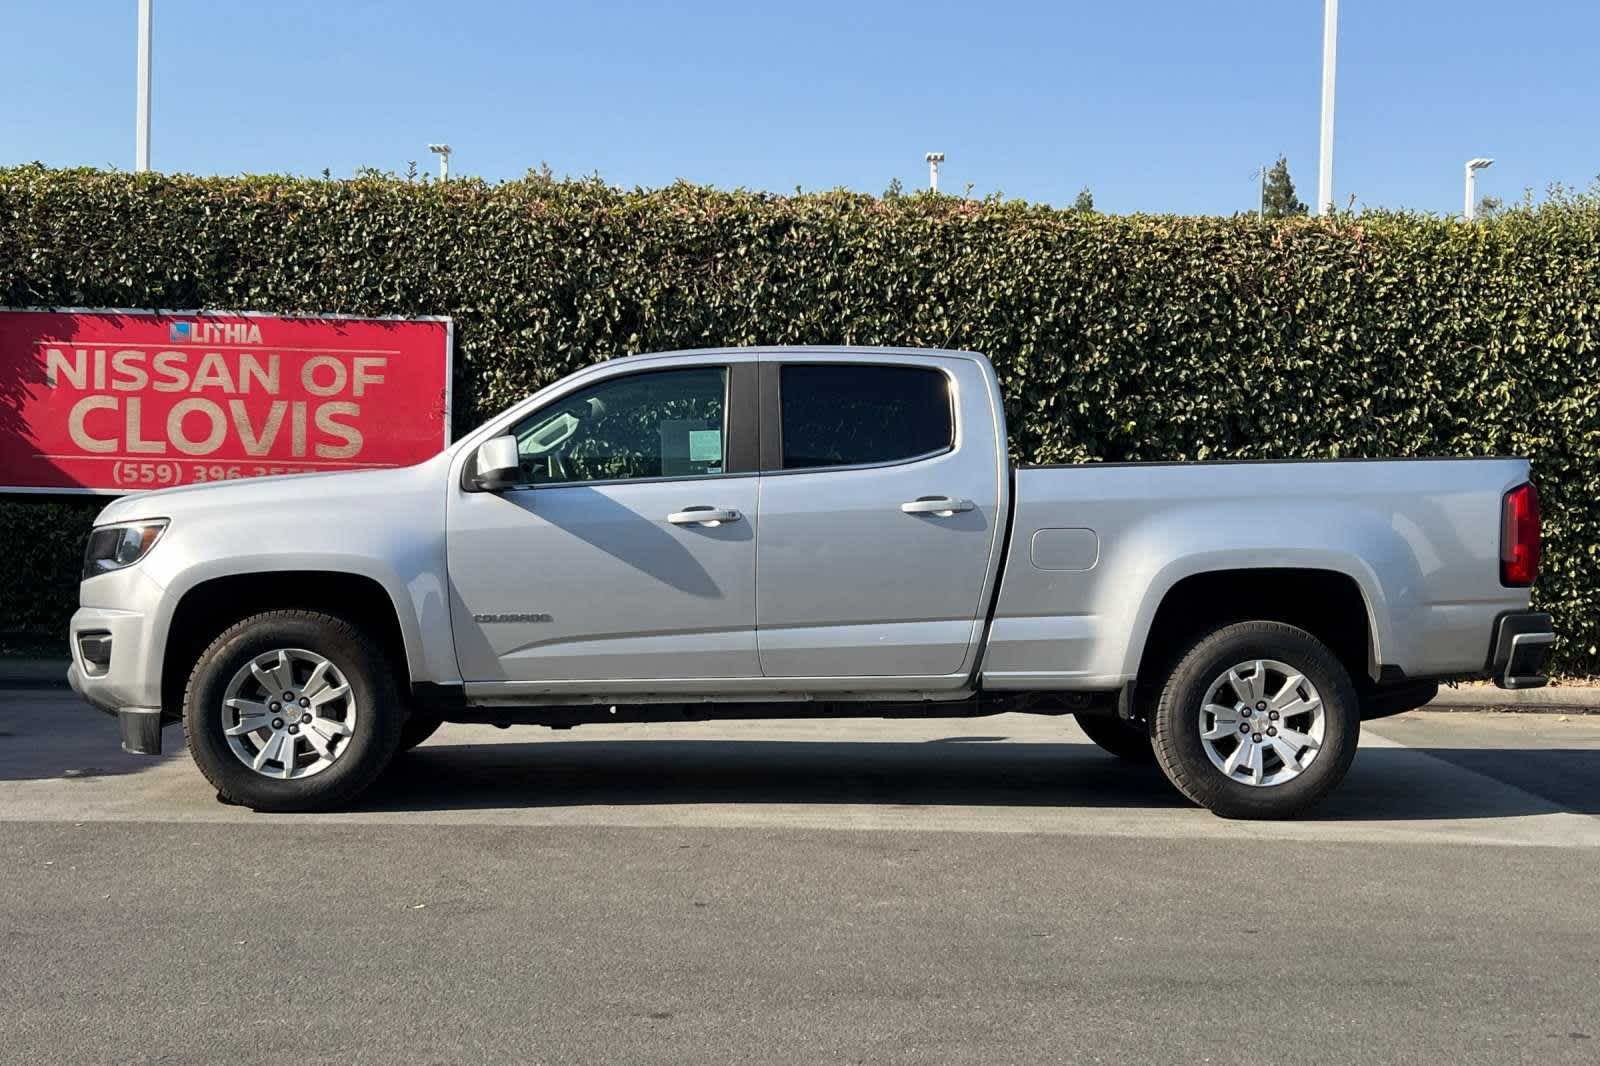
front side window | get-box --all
[779,364,953,470]
[510,366,727,485]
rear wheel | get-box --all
[1150,621,1360,819]
[182,610,403,812]
[1073,712,1154,762]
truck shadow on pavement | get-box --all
[358,737,1600,821]
[0,691,185,782]
[366,738,1181,812]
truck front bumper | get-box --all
[68,601,168,756]
[1488,611,1554,690]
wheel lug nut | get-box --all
[269,701,280,712]
[1252,733,1262,743]
[1242,708,1252,718]
[1267,727,1278,736]
[288,724,299,735]
[283,692,295,701]
[1239,723,1251,734]
[1268,710,1279,720]
[1256,702,1267,711]
[299,698,310,708]
[270,718,284,730]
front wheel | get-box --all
[182,610,404,812]
[1150,621,1360,819]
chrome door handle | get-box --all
[900,496,975,516]
[668,506,742,526]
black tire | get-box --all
[182,610,404,812]
[1150,621,1360,820]
[1073,712,1154,762]
[398,711,445,751]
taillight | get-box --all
[1500,482,1540,587]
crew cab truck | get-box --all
[68,346,1554,818]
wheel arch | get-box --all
[159,568,417,717]
[1129,564,1384,691]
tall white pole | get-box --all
[136,0,152,172]
[1316,0,1337,215]
[429,144,452,181]
[1464,159,1493,220]
[1259,164,1267,220]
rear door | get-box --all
[754,354,1005,680]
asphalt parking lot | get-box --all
[3,688,1599,1064]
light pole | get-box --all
[925,152,944,192]
[1464,158,1494,220]
[1258,164,1267,220]
[427,143,452,182]
[1316,0,1338,215]
[136,0,152,172]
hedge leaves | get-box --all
[2,166,1596,674]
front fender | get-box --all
[149,550,447,686]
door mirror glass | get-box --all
[472,435,521,491]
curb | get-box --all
[1426,684,1600,713]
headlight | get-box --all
[82,520,168,581]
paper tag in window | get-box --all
[689,430,722,463]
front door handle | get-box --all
[668,506,742,526]
[901,496,975,516]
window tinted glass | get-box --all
[779,364,952,470]
[510,367,726,484]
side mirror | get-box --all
[471,435,522,491]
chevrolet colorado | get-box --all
[68,346,1554,817]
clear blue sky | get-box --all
[3,1,1596,215]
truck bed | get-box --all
[981,457,1533,690]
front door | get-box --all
[447,363,760,683]
[754,357,1004,679]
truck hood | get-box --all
[93,454,453,527]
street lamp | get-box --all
[136,0,152,172]
[1316,0,1338,215]
[427,143,452,182]
[925,152,944,193]
[1464,158,1494,220]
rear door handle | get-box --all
[900,496,975,516]
[668,506,742,526]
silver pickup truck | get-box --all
[68,346,1553,818]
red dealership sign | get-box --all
[0,309,451,493]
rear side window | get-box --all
[779,364,953,470]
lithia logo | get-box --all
[170,320,264,344]
[473,612,554,624]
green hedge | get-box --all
[0,497,99,640]
[3,165,1597,673]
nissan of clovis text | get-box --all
[68,347,1554,818]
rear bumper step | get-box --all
[1489,611,1554,690]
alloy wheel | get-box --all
[1197,658,1325,787]
[220,648,358,780]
